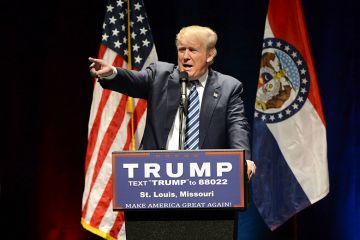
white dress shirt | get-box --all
[166,70,208,150]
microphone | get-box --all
[178,71,188,150]
[179,71,188,115]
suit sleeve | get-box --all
[227,81,251,160]
[97,62,158,99]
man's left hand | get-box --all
[246,160,256,180]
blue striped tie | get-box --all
[185,81,200,150]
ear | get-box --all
[206,48,216,63]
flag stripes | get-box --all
[82,0,157,238]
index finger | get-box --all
[88,57,102,64]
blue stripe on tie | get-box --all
[185,81,200,150]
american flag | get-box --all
[81,0,157,239]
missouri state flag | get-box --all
[252,0,329,230]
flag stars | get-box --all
[300,68,307,75]
[269,115,275,121]
[102,33,109,41]
[254,112,259,118]
[116,0,124,7]
[131,31,137,39]
[112,28,120,36]
[302,78,308,84]
[261,115,266,121]
[297,96,304,102]
[140,27,147,35]
[142,39,150,47]
[137,14,145,23]
[297,59,303,66]
[267,40,273,46]
[107,4,114,12]
[292,103,299,109]
[276,41,282,47]
[291,52,298,58]
[134,2,142,10]
[133,44,140,52]
[285,109,291,115]
[278,113,283,119]
[300,88,307,94]
[109,16,117,24]
[135,55,142,64]
[284,45,290,52]
[114,40,122,48]
[100,0,155,75]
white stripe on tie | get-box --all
[184,81,200,150]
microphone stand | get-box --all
[178,72,188,150]
[179,93,187,150]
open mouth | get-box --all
[183,64,193,71]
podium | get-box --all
[112,150,249,240]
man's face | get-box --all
[177,35,214,80]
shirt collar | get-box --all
[194,69,208,88]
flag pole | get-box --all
[126,0,136,151]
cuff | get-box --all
[100,66,117,80]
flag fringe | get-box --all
[81,218,118,240]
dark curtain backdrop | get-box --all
[2,0,359,239]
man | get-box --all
[89,25,256,179]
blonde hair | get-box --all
[175,25,218,58]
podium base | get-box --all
[124,210,238,240]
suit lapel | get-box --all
[199,69,221,148]
[164,71,180,142]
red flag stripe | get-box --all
[89,175,114,227]
[81,90,112,219]
[109,211,126,239]
[87,95,127,214]
[84,44,110,174]
[85,48,125,191]
[85,44,119,175]
[86,99,147,235]
[84,90,112,175]
[82,94,128,220]
[87,101,146,233]
[83,50,125,219]
[134,99,147,130]
[84,51,133,226]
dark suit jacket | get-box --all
[98,61,251,159]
